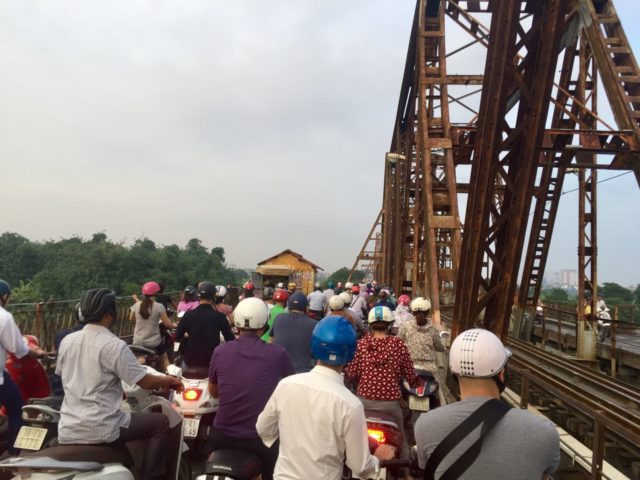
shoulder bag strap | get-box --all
[423,399,510,480]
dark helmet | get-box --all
[263,287,274,300]
[184,285,197,296]
[79,288,117,323]
[288,292,308,310]
[198,281,216,300]
[327,281,335,289]
[311,316,357,366]
[0,279,11,296]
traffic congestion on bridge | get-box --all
[1,1,640,479]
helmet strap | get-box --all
[493,370,507,394]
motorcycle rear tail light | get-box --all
[368,428,386,444]
[183,388,203,401]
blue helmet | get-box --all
[311,316,357,366]
[327,281,335,289]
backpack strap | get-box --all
[423,398,511,480]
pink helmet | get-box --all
[142,281,161,296]
[398,294,411,306]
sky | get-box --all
[0,1,638,286]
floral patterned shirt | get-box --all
[344,333,420,401]
[397,320,444,372]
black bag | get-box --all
[423,398,511,480]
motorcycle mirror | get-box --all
[439,331,450,340]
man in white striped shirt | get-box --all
[57,288,183,480]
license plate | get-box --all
[183,418,200,438]
[409,395,430,412]
[14,426,47,451]
[174,342,180,352]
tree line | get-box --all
[0,232,243,302]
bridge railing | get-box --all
[9,296,139,352]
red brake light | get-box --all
[368,428,386,444]
[182,388,203,401]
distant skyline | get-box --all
[0,1,638,285]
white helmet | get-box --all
[410,297,432,312]
[339,292,352,305]
[233,298,269,330]
[276,282,284,289]
[345,282,353,290]
[368,305,394,324]
[449,328,511,378]
[328,295,345,311]
[215,285,227,298]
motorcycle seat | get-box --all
[29,396,64,411]
[26,444,133,468]
[206,449,262,480]
[415,369,435,380]
[364,409,400,429]
[182,364,210,379]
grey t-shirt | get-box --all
[270,312,317,373]
[131,301,165,348]
[415,396,560,479]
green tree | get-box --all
[600,282,633,304]
[326,267,365,286]
[635,284,640,304]
[540,287,570,303]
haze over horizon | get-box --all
[1,1,639,286]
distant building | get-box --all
[254,249,323,295]
[559,269,578,288]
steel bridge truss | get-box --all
[354,0,640,339]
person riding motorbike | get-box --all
[398,297,445,379]
[327,295,363,334]
[262,289,288,342]
[213,285,233,326]
[256,316,395,480]
[207,298,295,480]
[307,283,326,320]
[129,281,177,372]
[0,279,46,454]
[57,288,183,480]
[175,282,234,370]
[240,282,255,300]
[344,305,422,463]
[392,294,413,333]
[177,285,199,315]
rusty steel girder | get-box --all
[354,0,640,342]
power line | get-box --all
[560,171,632,195]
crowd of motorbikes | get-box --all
[0,310,450,480]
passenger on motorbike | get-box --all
[262,289,288,342]
[0,279,46,454]
[176,285,199,315]
[344,306,422,462]
[176,282,234,370]
[57,288,183,480]
[392,294,413,333]
[327,295,363,334]
[397,297,445,374]
[129,281,177,371]
[207,298,295,480]
[213,285,233,325]
[256,316,395,480]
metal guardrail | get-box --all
[8,297,139,352]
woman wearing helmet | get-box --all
[398,297,446,392]
[177,285,199,315]
[129,281,177,371]
[392,294,413,334]
[213,285,233,326]
[344,305,422,462]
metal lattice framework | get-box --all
[353,0,640,343]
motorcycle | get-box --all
[402,370,440,429]
[3,351,189,480]
[167,363,219,457]
[5,335,51,402]
[597,307,612,342]
[195,449,262,480]
[363,409,404,480]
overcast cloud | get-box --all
[0,1,638,286]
